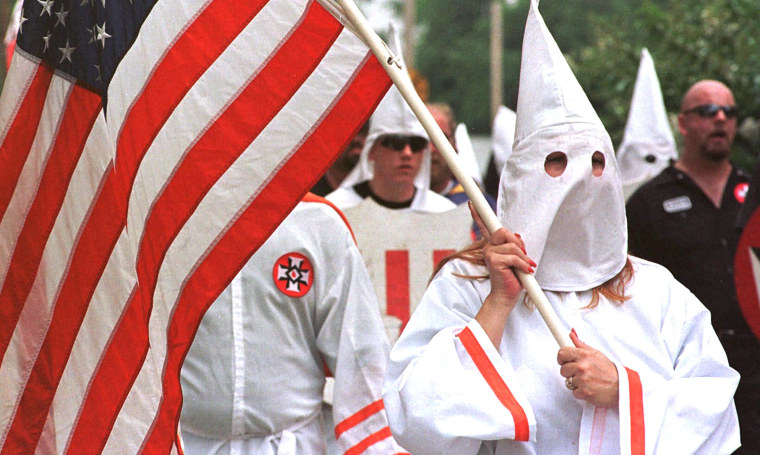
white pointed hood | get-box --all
[454,123,483,187]
[340,23,431,189]
[617,48,677,200]
[491,105,516,175]
[497,0,627,292]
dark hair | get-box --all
[432,240,633,308]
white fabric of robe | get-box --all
[326,185,455,213]
[180,199,403,455]
[383,256,740,455]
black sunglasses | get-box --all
[682,104,738,118]
[378,135,428,153]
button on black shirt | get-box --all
[626,165,749,334]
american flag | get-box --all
[0,0,391,452]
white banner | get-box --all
[344,199,472,343]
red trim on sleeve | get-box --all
[625,367,645,455]
[302,192,356,243]
[334,398,385,439]
[457,326,530,441]
[344,427,397,455]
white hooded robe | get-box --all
[382,257,739,454]
[383,1,739,453]
[326,23,454,214]
[180,198,404,455]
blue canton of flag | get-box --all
[16,0,158,100]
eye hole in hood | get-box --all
[544,151,567,177]
[592,151,605,177]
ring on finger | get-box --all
[565,376,577,390]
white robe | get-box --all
[326,185,455,213]
[180,199,403,455]
[383,256,740,455]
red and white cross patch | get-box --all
[273,252,313,297]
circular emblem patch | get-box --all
[273,252,313,297]
[735,208,760,342]
[734,182,749,204]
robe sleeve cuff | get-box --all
[456,319,537,442]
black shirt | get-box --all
[353,181,414,209]
[626,165,750,335]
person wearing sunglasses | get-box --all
[321,64,458,455]
[326,83,455,213]
[626,79,758,454]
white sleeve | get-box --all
[324,187,361,210]
[383,272,536,455]
[315,227,407,455]
[616,284,740,455]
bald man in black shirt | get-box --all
[626,80,758,454]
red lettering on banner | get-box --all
[434,250,455,270]
[386,250,410,329]
[385,250,458,335]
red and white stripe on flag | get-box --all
[0,0,391,453]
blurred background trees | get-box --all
[411,0,759,170]
[1,0,758,169]
[575,0,760,170]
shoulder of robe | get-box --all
[298,193,356,243]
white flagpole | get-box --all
[332,0,572,348]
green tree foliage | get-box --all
[414,0,759,170]
[413,0,493,132]
[414,0,633,133]
[576,0,760,170]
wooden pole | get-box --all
[490,0,503,120]
[333,0,572,348]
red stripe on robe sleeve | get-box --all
[625,367,645,455]
[457,326,530,441]
[344,427,397,455]
[334,399,385,438]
